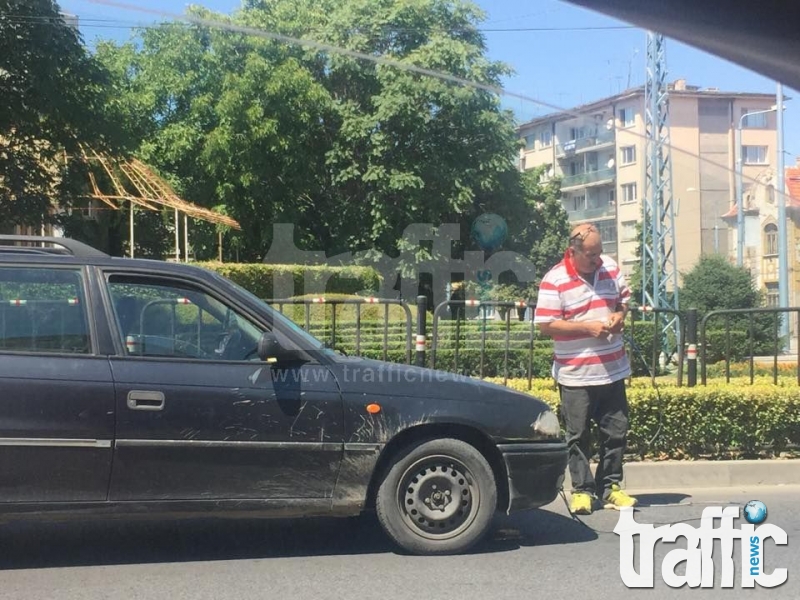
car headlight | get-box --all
[531,410,561,438]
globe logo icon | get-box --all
[744,500,767,524]
[471,213,508,252]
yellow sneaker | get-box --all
[603,484,638,510]
[569,492,593,515]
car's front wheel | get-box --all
[375,438,497,555]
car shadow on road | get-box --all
[0,505,601,569]
[481,507,600,552]
[0,514,393,569]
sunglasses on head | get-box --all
[569,225,598,243]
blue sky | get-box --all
[59,0,800,160]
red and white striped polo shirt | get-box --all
[534,250,631,386]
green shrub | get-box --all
[625,320,665,377]
[706,361,800,380]
[196,262,381,299]
[702,329,783,363]
[491,377,800,460]
[273,294,412,324]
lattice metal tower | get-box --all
[642,31,680,359]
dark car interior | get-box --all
[566,0,800,92]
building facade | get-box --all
[517,81,779,286]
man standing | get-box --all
[534,223,638,515]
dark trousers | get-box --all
[559,379,629,498]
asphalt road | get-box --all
[1,485,796,599]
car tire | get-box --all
[375,437,497,555]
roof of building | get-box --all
[517,82,778,131]
[786,163,800,208]
[722,162,800,218]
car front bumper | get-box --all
[497,442,568,513]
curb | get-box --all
[563,460,800,491]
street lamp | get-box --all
[735,104,778,267]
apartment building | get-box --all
[518,80,778,284]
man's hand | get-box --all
[585,320,612,338]
[606,311,626,334]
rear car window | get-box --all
[0,267,90,354]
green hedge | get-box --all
[706,361,800,379]
[286,315,661,379]
[491,377,800,460]
[702,330,783,363]
[273,296,412,323]
[197,263,381,299]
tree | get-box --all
[681,255,761,312]
[627,218,646,306]
[95,0,558,269]
[512,167,570,285]
[680,255,778,357]
[0,0,124,229]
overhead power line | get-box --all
[1,14,636,33]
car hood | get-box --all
[327,356,547,407]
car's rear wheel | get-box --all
[375,438,497,555]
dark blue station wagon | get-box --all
[0,235,567,555]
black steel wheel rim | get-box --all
[396,454,480,541]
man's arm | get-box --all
[539,319,610,339]
[607,264,631,332]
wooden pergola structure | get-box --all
[79,146,241,261]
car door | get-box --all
[102,271,344,501]
[0,264,114,502]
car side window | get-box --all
[0,267,90,354]
[106,276,265,361]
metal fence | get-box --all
[699,307,800,385]
[430,299,536,387]
[265,297,800,387]
[267,297,413,364]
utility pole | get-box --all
[642,31,679,360]
[776,83,789,349]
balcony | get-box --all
[567,204,617,222]
[555,131,615,157]
[560,168,616,191]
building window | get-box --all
[764,223,778,255]
[524,134,536,150]
[618,108,635,128]
[539,129,552,147]
[742,108,768,129]
[621,183,637,203]
[620,146,636,165]
[621,220,638,241]
[571,195,587,211]
[766,283,779,307]
[569,126,586,141]
[595,220,617,244]
[569,161,583,176]
[743,145,768,164]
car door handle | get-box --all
[127,390,165,411]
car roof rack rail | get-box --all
[0,235,109,258]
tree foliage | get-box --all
[94,0,566,269]
[680,255,761,312]
[0,0,123,229]
[680,254,779,355]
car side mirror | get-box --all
[257,331,303,363]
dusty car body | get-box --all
[0,235,567,554]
